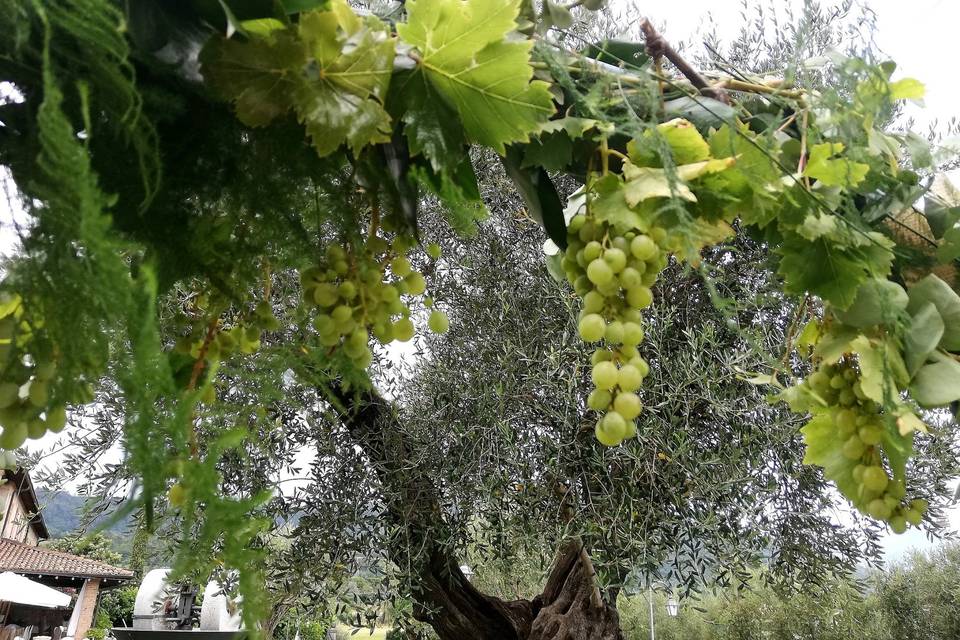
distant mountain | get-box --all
[35,489,136,559]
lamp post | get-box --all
[646,583,680,640]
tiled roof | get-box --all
[0,538,134,580]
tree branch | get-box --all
[639,19,730,104]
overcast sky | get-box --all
[1,0,957,562]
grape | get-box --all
[583,241,602,262]
[630,235,657,261]
[0,423,27,450]
[583,291,605,313]
[889,515,907,534]
[428,311,449,334]
[841,435,866,460]
[407,273,427,295]
[858,424,882,446]
[595,420,622,447]
[561,212,669,446]
[834,408,857,433]
[27,381,48,408]
[602,411,628,438]
[866,499,892,520]
[626,286,653,309]
[338,281,357,301]
[34,362,55,381]
[393,318,415,342]
[851,464,866,483]
[0,383,18,409]
[579,314,606,342]
[0,451,16,470]
[613,392,642,420]
[604,321,624,344]
[617,365,643,392]
[592,361,618,389]
[27,419,45,439]
[602,248,627,273]
[586,259,614,286]
[391,256,412,277]
[168,483,187,508]
[633,357,650,377]
[798,359,925,527]
[622,322,644,346]
[591,349,614,364]
[332,305,353,325]
[862,466,889,492]
[588,389,612,411]
[904,509,922,526]
[301,233,435,367]
[45,407,66,433]
[619,267,642,289]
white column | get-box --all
[66,579,90,637]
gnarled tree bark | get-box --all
[331,387,623,640]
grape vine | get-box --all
[2,0,959,629]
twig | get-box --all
[639,19,730,104]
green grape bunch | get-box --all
[0,303,70,451]
[800,359,927,533]
[560,212,668,447]
[300,235,447,368]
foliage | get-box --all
[614,542,960,640]
[0,0,958,636]
[47,532,123,566]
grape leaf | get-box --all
[409,159,488,236]
[201,1,395,157]
[880,420,914,482]
[397,0,555,154]
[391,70,466,173]
[801,413,858,499]
[581,40,649,71]
[889,77,925,102]
[813,326,859,364]
[295,7,396,155]
[938,226,960,264]
[628,118,710,167]
[894,408,927,436]
[200,30,306,127]
[503,147,566,248]
[777,233,883,309]
[851,335,908,404]
[522,117,609,172]
[833,277,908,329]
[924,174,960,238]
[906,274,960,351]
[622,164,695,205]
[663,96,736,129]
[802,142,869,187]
[589,174,646,233]
[904,303,944,377]
[910,353,960,407]
[707,123,782,226]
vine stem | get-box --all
[186,316,220,455]
[639,19,730,104]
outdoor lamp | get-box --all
[666,597,679,617]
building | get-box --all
[0,468,134,639]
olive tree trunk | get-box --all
[332,388,624,640]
